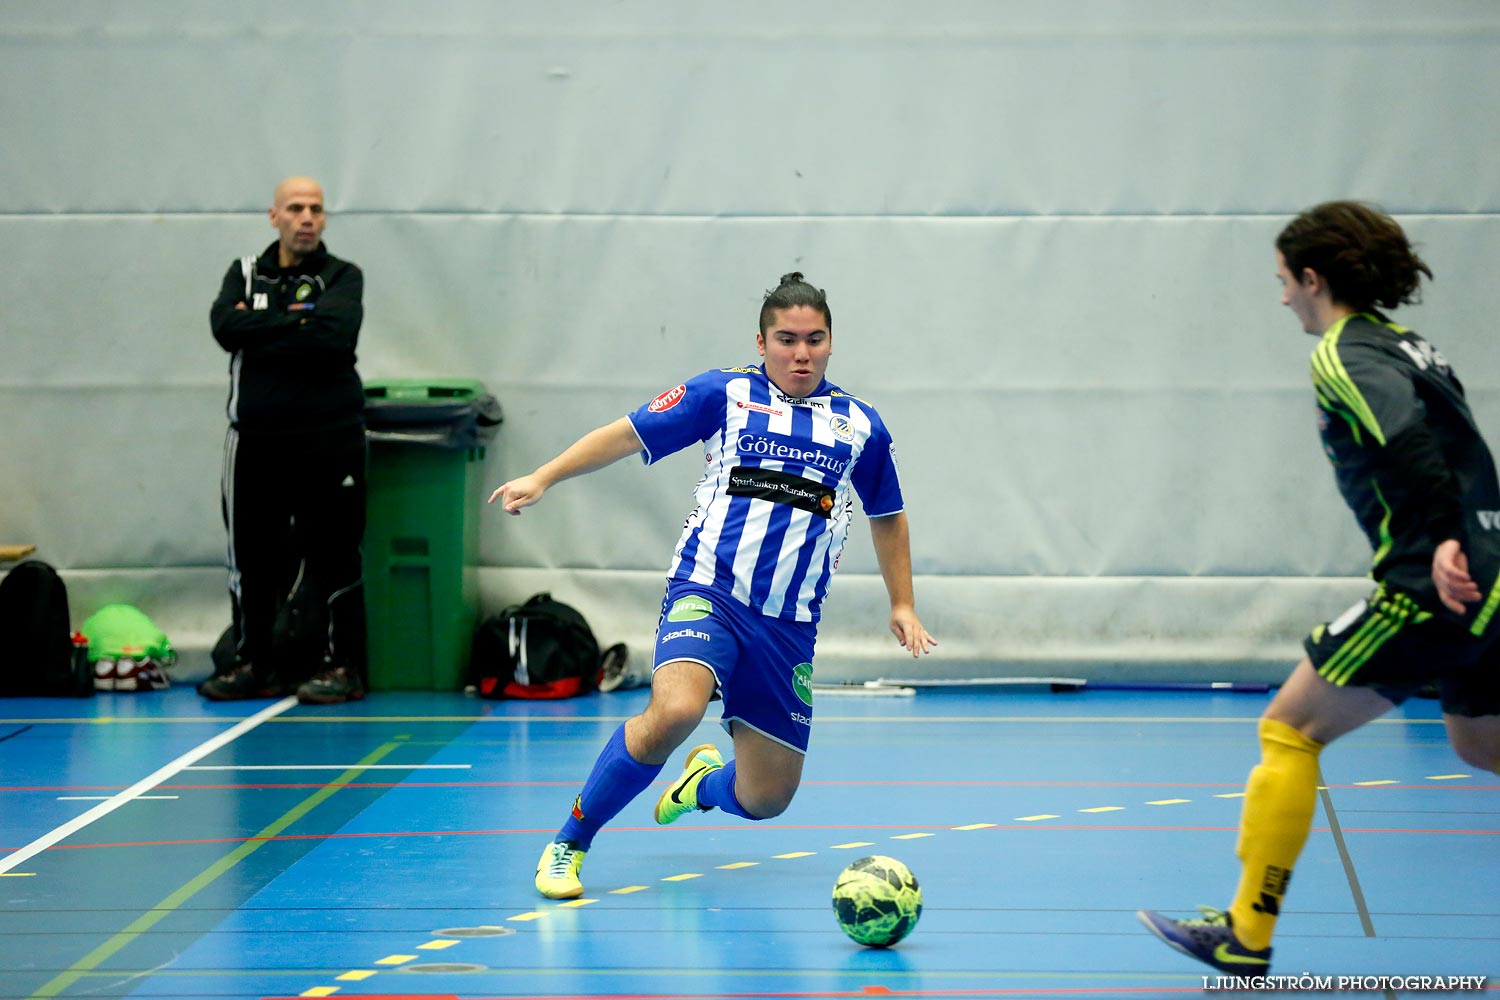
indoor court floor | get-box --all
[1,679,1496,999]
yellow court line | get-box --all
[417,939,459,949]
[5,698,298,877]
[336,970,375,981]
[26,741,404,999]
[18,706,1453,999]
[1427,774,1470,780]
[1,714,1450,727]
[474,714,1288,733]
[300,988,338,997]
[507,912,546,922]
[488,766,1465,952]
[558,899,597,908]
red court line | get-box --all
[423,989,1456,1000]
[6,779,1495,792]
[8,821,1498,854]
[266,989,1207,1000]
[429,989,1472,1000]
[2,780,1251,791]
[468,989,1206,999]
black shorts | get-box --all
[1304,584,1500,717]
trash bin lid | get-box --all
[364,378,486,402]
[363,379,502,448]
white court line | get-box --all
[182,764,471,771]
[57,796,179,801]
[0,697,297,874]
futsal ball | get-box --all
[832,855,923,948]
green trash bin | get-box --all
[363,379,502,690]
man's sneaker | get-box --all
[1137,906,1272,975]
[654,743,725,825]
[112,656,171,692]
[94,657,118,691]
[297,665,366,705]
[598,642,649,692]
[535,839,587,899]
[199,664,286,701]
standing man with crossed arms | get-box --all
[202,176,369,705]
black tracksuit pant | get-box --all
[222,423,368,682]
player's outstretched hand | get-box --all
[1433,538,1481,614]
[889,608,937,659]
[488,474,547,515]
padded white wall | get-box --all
[2,2,1498,679]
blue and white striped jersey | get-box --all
[628,364,904,622]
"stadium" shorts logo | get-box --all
[660,628,710,643]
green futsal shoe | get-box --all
[535,839,587,899]
[654,743,725,825]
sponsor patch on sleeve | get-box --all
[648,384,688,412]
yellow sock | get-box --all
[1228,717,1323,951]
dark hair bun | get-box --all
[759,271,831,332]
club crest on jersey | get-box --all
[649,384,687,412]
[828,415,854,442]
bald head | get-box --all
[274,176,323,209]
[269,176,326,266]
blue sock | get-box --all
[558,723,663,849]
[695,758,760,820]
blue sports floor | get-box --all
[1,681,1496,999]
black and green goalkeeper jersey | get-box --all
[1311,312,1500,635]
